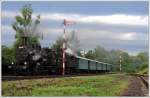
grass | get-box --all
[138,67,148,75]
[2,74,130,96]
[137,62,148,75]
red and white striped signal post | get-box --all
[62,19,75,75]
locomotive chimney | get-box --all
[21,31,29,46]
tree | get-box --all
[137,52,148,73]
[2,45,16,64]
[137,52,148,62]
[12,4,40,46]
[85,45,109,62]
[94,46,109,61]
[107,50,121,71]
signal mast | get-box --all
[62,19,75,75]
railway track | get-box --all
[139,75,148,89]
[130,73,148,89]
[2,72,116,81]
[2,75,64,81]
[2,74,90,81]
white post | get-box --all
[119,55,122,72]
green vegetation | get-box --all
[138,67,148,75]
[12,4,40,46]
[136,52,148,75]
[84,46,148,73]
[2,74,130,96]
[2,45,15,64]
[138,62,148,75]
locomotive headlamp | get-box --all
[24,61,27,65]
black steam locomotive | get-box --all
[12,35,78,75]
[2,34,113,76]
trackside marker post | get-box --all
[120,55,122,72]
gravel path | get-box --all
[121,76,148,96]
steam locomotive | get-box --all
[2,35,113,76]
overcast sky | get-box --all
[1,1,149,55]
